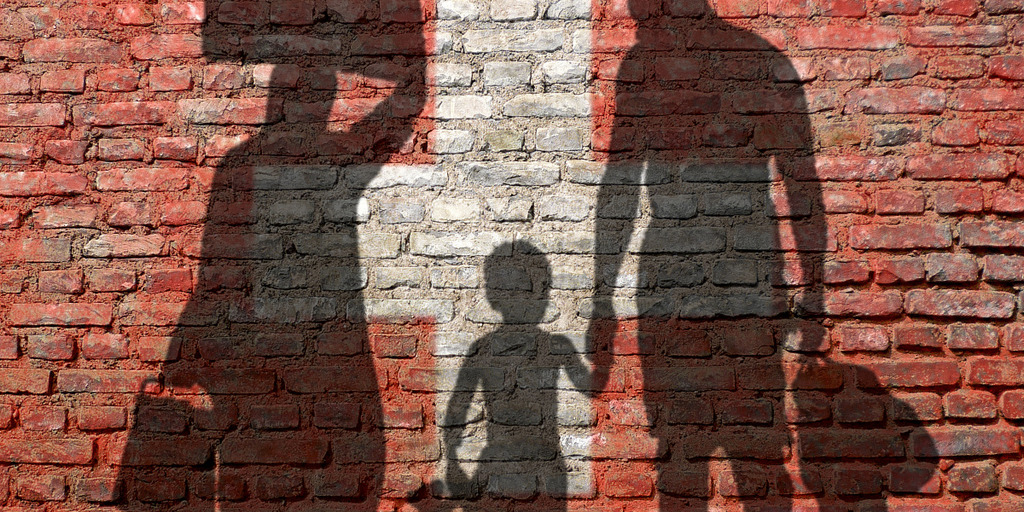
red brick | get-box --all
[934,187,984,213]
[962,220,1024,247]
[717,399,773,425]
[271,0,317,24]
[95,68,139,91]
[875,189,925,214]
[850,223,952,250]
[160,2,206,24]
[799,430,903,458]
[20,406,67,431]
[986,122,1024,145]
[991,56,1024,80]
[999,389,1024,422]
[38,269,85,293]
[836,326,890,351]
[137,336,181,362]
[97,138,146,161]
[993,190,1024,213]
[946,390,998,419]
[834,467,883,495]
[0,369,50,394]
[908,154,1010,180]
[23,38,120,62]
[250,404,301,430]
[17,475,66,501]
[153,137,198,161]
[254,474,305,500]
[890,465,941,494]
[0,438,92,464]
[40,69,85,93]
[313,402,361,429]
[113,3,154,24]
[904,290,1015,319]
[1003,324,1024,352]
[894,324,944,349]
[797,26,898,49]
[933,120,981,146]
[116,439,210,466]
[203,64,245,90]
[713,0,764,17]
[9,303,111,326]
[0,336,17,359]
[96,167,188,191]
[591,430,666,459]
[948,324,999,350]
[81,333,128,360]
[149,66,192,91]
[77,477,122,503]
[87,269,136,292]
[130,34,204,60]
[168,368,275,394]
[835,397,885,423]
[925,254,980,283]
[144,269,193,292]
[0,142,37,163]
[740,363,843,390]
[822,0,867,15]
[846,88,945,114]
[948,463,998,492]
[857,361,960,388]
[220,439,329,464]
[934,0,979,15]
[0,73,30,94]
[893,392,944,421]
[823,190,868,212]
[606,473,654,497]
[909,25,1006,47]
[179,97,284,125]
[73,101,174,126]
[43,140,88,164]
[107,202,155,227]
[26,333,74,360]
[34,206,98,229]
[0,172,87,196]
[968,358,1024,386]
[77,406,127,430]
[136,477,187,501]
[823,260,871,284]
[874,258,925,284]
[825,291,903,317]
[1001,462,1024,490]
[382,403,424,428]
[952,88,1024,111]
[912,427,1018,457]
[932,56,986,79]
[57,369,159,393]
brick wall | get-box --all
[2,0,1024,510]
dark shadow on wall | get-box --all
[436,241,589,509]
[117,0,427,509]
[588,0,939,509]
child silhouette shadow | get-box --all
[433,240,590,508]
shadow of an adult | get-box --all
[116,1,428,509]
[588,0,939,509]
[435,241,589,510]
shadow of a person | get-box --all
[116,1,428,509]
[436,240,589,510]
[588,0,939,509]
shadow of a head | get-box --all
[485,241,553,326]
